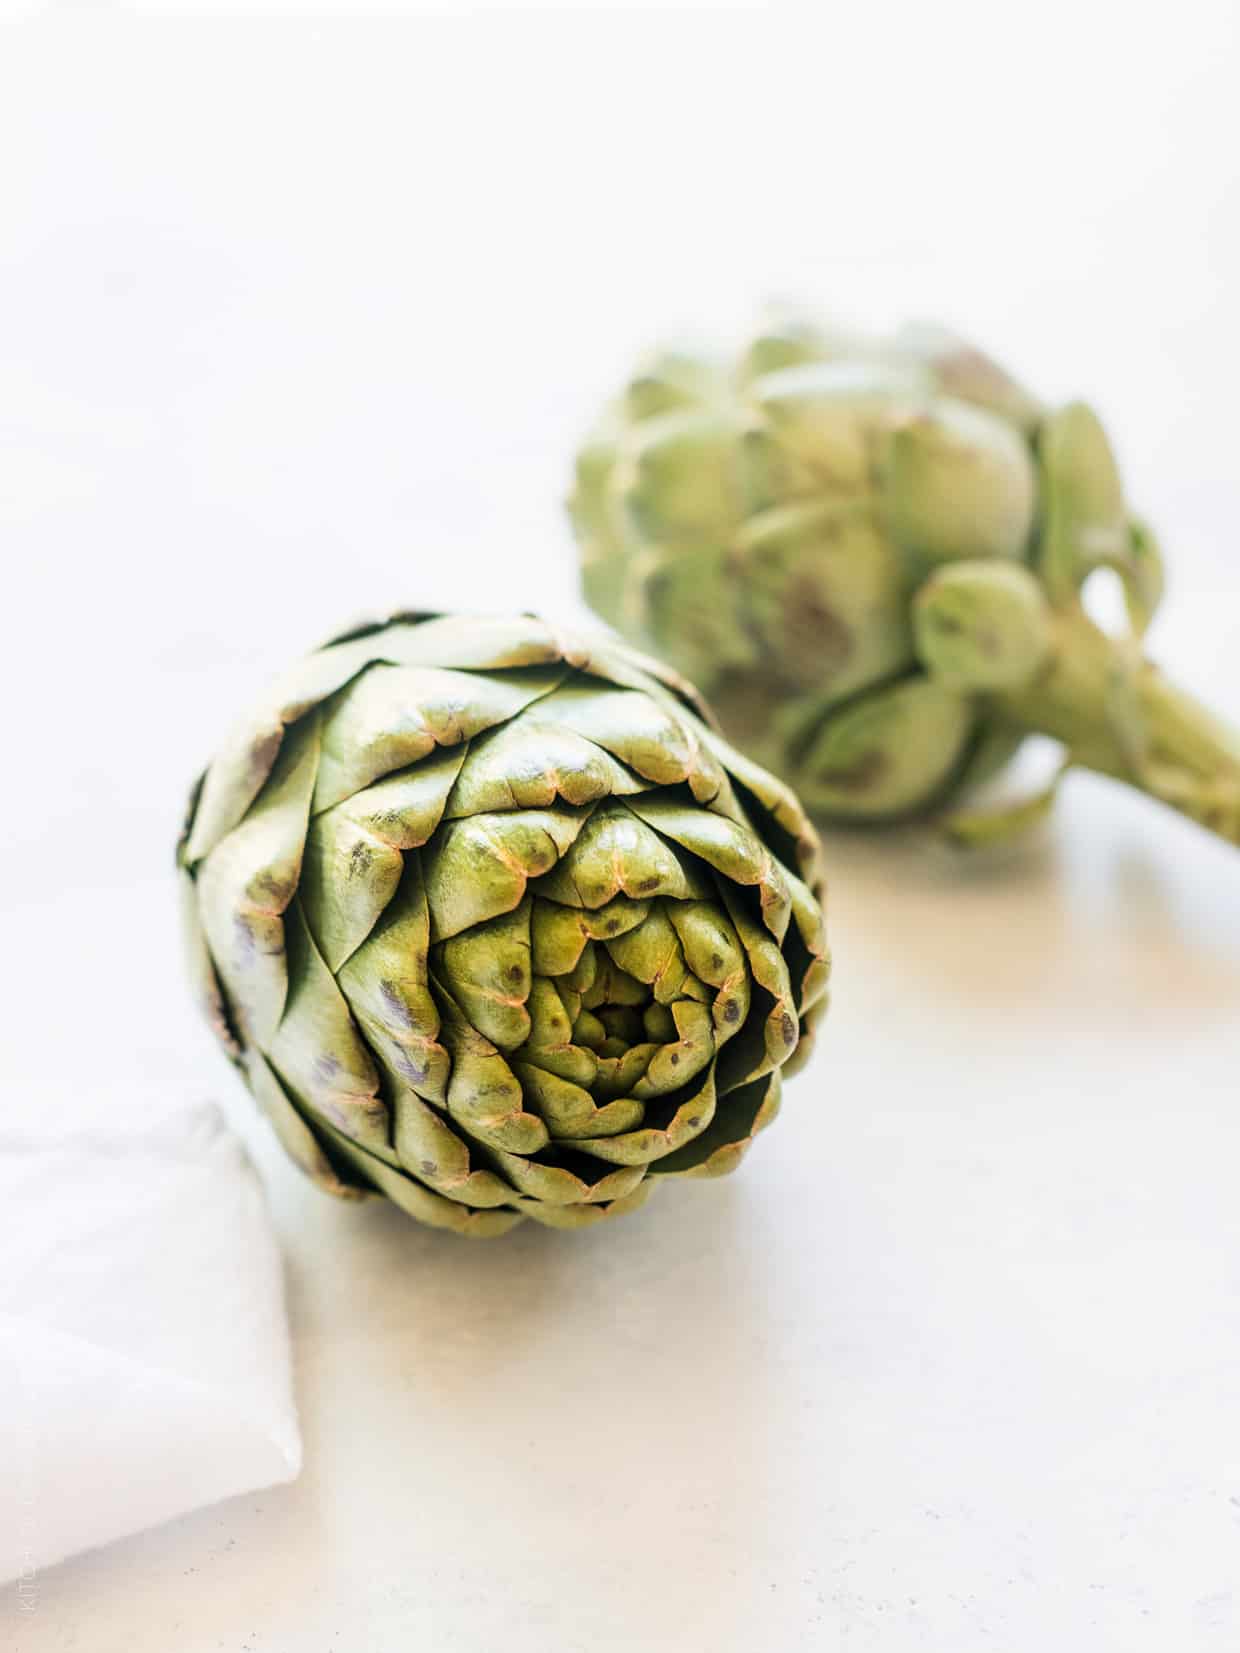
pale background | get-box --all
[3,3,1239,1650]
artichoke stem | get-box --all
[990,607,1240,847]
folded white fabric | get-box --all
[0,1101,301,1583]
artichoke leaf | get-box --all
[627,796,791,943]
[390,1089,520,1209]
[528,894,650,976]
[425,805,589,940]
[512,1180,655,1230]
[300,744,467,972]
[195,715,321,1047]
[267,901,391,1160]
[245,1049,368,1200]
[336,852,449,1103]
[511,1061,644,1140]
[314,664,566,809]
[493,1150,647,1207]
[651,1071,782,1180]
[535,802,710,909]
[437,899,533,1052]
[433,974,549,1156]
[573,1063,718,1166]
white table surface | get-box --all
[3,8,1238,1650]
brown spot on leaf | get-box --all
[817,748,887,794]
[781,1013,797,1046]
[723,1000,740,1024]
[247,728,283,785]
[710,671,789,746]
[255,869,295,906]
[785,576,854,679]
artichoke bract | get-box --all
[570,317,1240,846]
[179,612,829,1237]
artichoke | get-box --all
[178,612,830,1237]
[570,316,1240,846]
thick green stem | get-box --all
[990,607,1240,847]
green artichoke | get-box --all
[179,612,829,1237]
[570,316,1240,847]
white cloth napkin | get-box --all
[0,1100,301,1583]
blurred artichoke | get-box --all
[179,612,829,1237]
[570,316,1240,846]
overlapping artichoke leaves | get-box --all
[179,615,829,1237]
[571,336,1018,818]
[571,322,1164,825]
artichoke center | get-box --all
[569,960,674,1060]
[537,929,714,1105]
